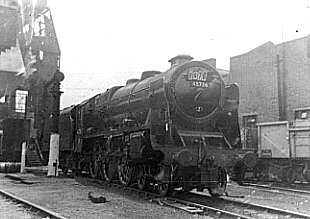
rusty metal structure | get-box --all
[0,0,63,163]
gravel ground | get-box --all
[0,173,210,219]
[2,173,308,218]
[0,195,43,219]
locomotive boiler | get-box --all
[59,55,241,196]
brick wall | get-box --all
[276,36,310,121]
[229,35,310,124]
[229,42,280,124]
[0,71,23,97]
[229,35,310,149]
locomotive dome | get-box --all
[168,57,224,122]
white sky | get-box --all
[47,0,310,109]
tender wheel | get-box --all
[233,160,246,185]
[157,182,170,196]
[208,167,227,197]
[102,159,115,182]
[118,160,133,186]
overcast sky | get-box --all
[48,0,310,109]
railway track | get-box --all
[240,182,310,196]
[81,177,249,218]
[189,191,310,219]
[0,188,67,219]
[81,177,310,218]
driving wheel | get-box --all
[158,182,170,196]
[102,159,116,182]
[118,160,133,186]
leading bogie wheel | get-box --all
[208,167,227,197]
[157,182,170,196]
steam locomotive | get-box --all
[59,55,242,196]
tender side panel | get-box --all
[59,108,74,151]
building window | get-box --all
[15,90,28,113]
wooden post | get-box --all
[20,142,26,173]
[47,133,59,176]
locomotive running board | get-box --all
[178,130,232,148]
[178,130,223,138]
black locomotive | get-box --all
[59,55,241,196]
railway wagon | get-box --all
[250,107,310,183]
[59,55,242,196]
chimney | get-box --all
[168,55,193,68]
[203,58,216,68]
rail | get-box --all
[0,188,67,219]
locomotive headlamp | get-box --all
[228,112,232,116]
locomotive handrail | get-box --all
[221,133,233,149]
[81,125,150,139]
[178,130,223,137]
